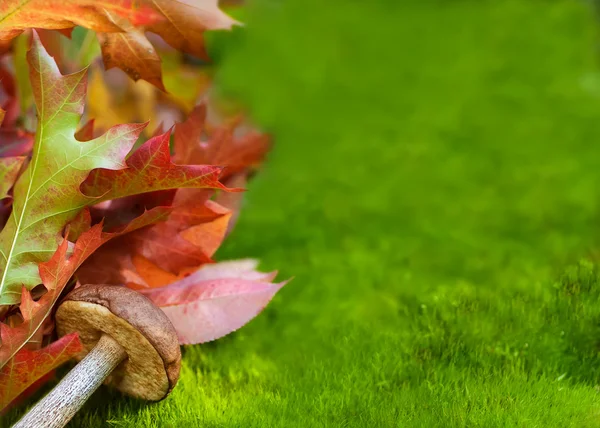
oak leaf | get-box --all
[0,1,163,48]
[1,0,239,89]
[97,0,239,89]
[0,332,82,412]
[0,34,230,368]
[0,34,146,307]
[76,197,230,288]
[97,12,165,91]
[174,104,270,179]
[80,129,232,201]
[76,106,269,289]
[143,0,239,60]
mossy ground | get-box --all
[7,0,600,426]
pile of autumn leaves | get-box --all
[0,1,283,412]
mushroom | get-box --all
[14,285,181,428]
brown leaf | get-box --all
[174,104,271,180]
[144,0,239,60]
[97,12,165,91]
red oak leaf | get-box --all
[76,106,269,288]
[76,199,231,287]
[0,207,170,368]
[80,129,234,201]
[0,34,229,369]
[143,0,239,60]
[0,1,163,49]
[97,11,165,91]
[0,333,82,412]
[174,104,270,179]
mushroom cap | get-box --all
[56,285,181,401]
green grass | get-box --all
[8,0,600,426]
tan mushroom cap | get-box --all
[55,285,181,401]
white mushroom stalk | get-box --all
[14,285,181,428]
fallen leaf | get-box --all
[0,332,82,412]
[76,106,269,288]
[0,1,163,49]
[92,0,239,89]
[143,0,239,60]
[76,198,230,287]
[141,268,284,344]
[0,34,230,368]
[80,129,234,200]
[97,12,165,91]
[0,33,147,306]
[0,0,238,89]
[174,104,270,179]
[0,207,171,368]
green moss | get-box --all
[7,0,600,426]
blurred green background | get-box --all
[9,0,600,426]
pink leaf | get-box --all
[174,259,277,284]
[140,274,286,344]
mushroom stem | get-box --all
[14,334,127,428]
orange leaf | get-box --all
[97,12,165,91]
[131,255,178,288]
[77,198,230,287]
[179,200,231,258]
[96,0,239,88]
[0,0,163,49]
[144,0,239,60]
